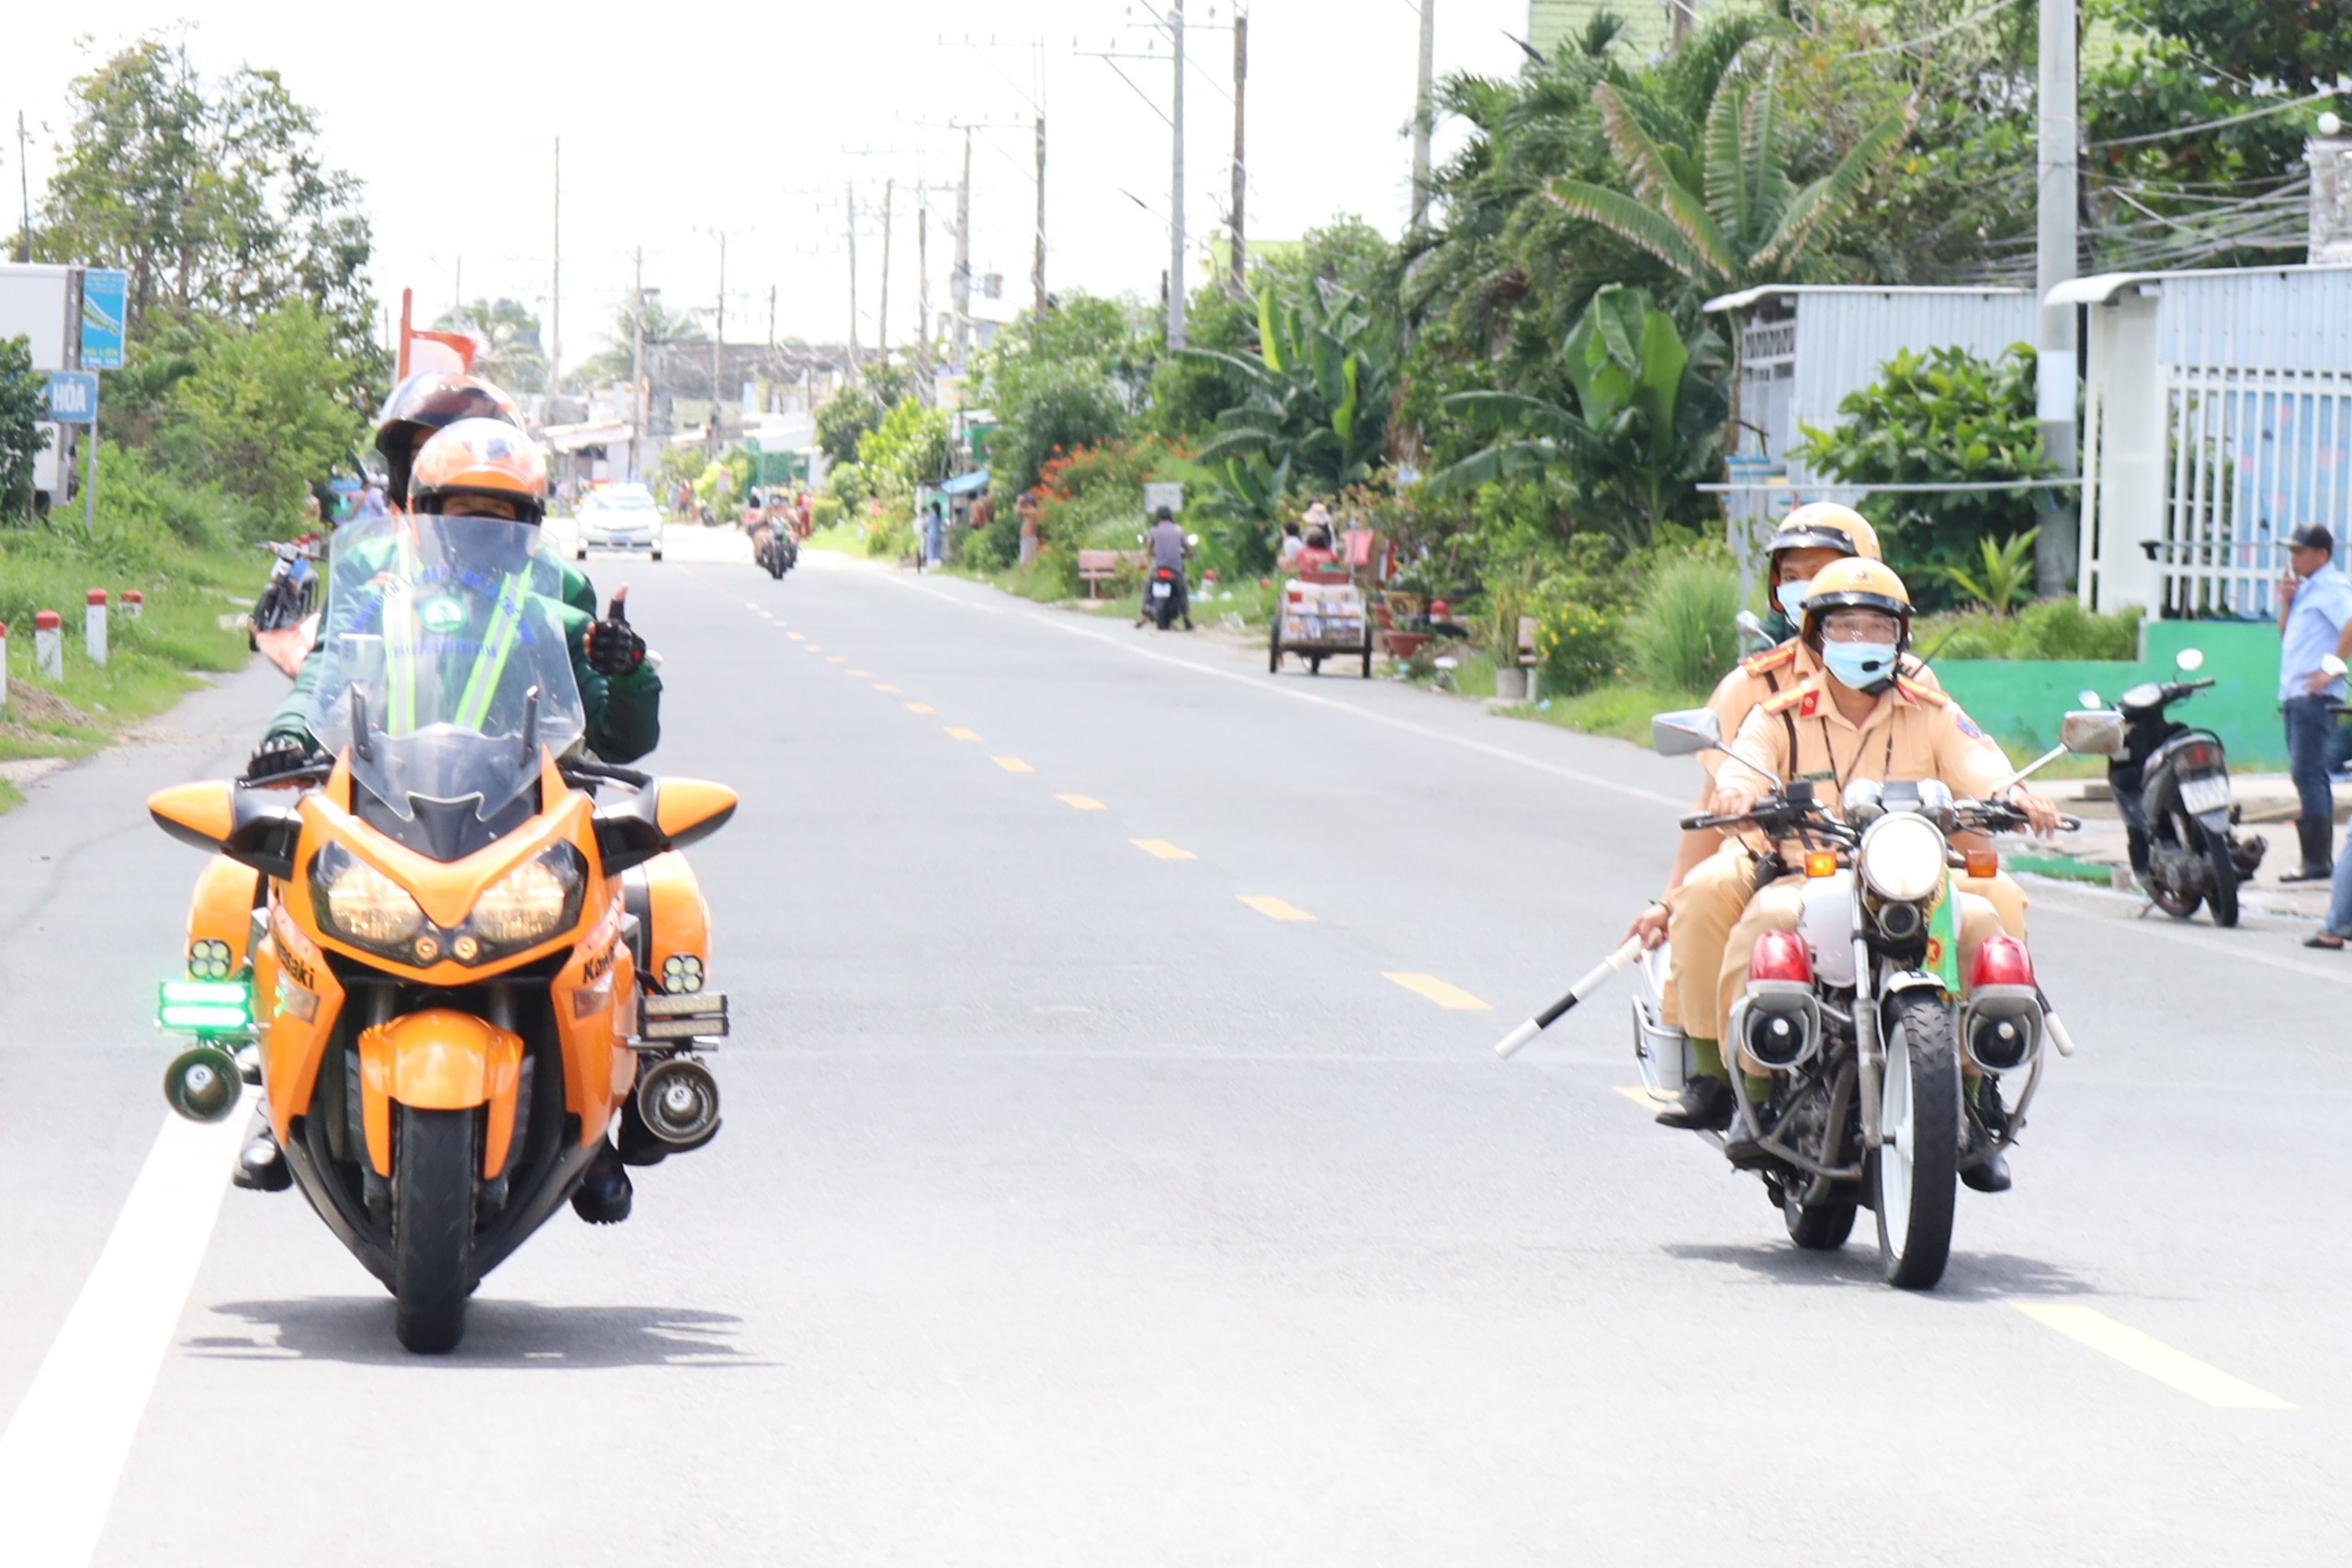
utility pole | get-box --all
[1411,0,1435,231]
[878,176,894,363]
[953,129,972,367]
[14,113,29,264]
[1229,11,1247,297]
[1033,114,1048,316]
[628,248,647,481]
[711,230,728,452]
[918,199,933,401]
[1167,0,1187,351]
[2035,0,2080,595]
[549,136,561,398]
[846,183,864,386]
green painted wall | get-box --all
[1937,620,2288,768]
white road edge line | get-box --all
[0,1108,245,1568]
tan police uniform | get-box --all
[1708,671,2014,1066]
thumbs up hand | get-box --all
[585,584,647,675]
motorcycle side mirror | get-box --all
[1650,707,1724,757]
[594,777,741,874]
[2077,689,2104,709]
[2175,648,2206,673]
[2323,654,2348,680]
[2060,709,2130,758]
[148,780,302,878]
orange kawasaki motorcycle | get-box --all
[149,515,731,1352]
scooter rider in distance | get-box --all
[1135,503,1194,630]
[243,420,661,1223]
[1709,558,2063,1191]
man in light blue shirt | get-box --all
[2277,523,2352,880]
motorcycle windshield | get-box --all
[302,515,585,836]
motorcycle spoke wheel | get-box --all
[391,1104,477,1354]
[1872,995,1959,1290]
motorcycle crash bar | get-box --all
[1494,936,1645,1060]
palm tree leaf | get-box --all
[1753,104,1912,273]
[1546,179,1708,283]
[1181,346,1281,390]
[1441,389,1579,437]
[1424,438,1563,495]
[1589,85,1735,276]
[1193,426,1276,465]
[1702,80,1749,254]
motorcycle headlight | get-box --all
[468,846,584,951]
[311,842,426,950]
[1859,813,1947,904]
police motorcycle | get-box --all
[1634,705,2111,1289]
[2078,647,2264,927]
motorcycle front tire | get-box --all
[2205,835,2241,928]
[391,1104,477,1354]
[1872,993,1960,1290]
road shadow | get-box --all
[187,1297,769,1369]
[1662,1243,2098,1302]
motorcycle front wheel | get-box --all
[1872,993,1959,1290]
[391,1104,477,1353]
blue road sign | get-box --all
[79,270,128,369]
[44,370,99,424]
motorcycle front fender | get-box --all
[355,1009,525,1180]
[1877,969,1951,1010]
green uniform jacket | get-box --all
[266,544,662,763]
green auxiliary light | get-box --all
[157,979,253,1034]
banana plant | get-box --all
[1187,280,1395,513]
[1430,285,1728,549]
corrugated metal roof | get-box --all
[2154,267,2352,375]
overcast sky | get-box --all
[1,1,1557,369]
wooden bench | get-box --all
[1077,549,1142,598]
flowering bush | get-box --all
[1531,593,1623,695]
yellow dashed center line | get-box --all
[786,632,805,641]
[826,656,847,664]
[992,756,1035,773]
[845,668,869,677]
[905,702,934,715]
[944,726,980,741]
[872,682,899,693]
[1383,973,1492,1010]
[804,645,823,651]
[1055,794,1106,811]
[1238,895,1316,922]
[1612,1085,1667,1108]
[1130,839,1196,861]
[2011,1303,2294,1409]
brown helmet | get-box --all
[374,373,524,506]
[408,419,548,525]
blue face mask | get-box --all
[1823,640,1900,690]
[1775,581,1811,622]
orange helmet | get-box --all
[408,419,548,525]
[374,373,523,505]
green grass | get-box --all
[2004,852,2116,886]
[1503,679,1702,743]
[801,522,863,555]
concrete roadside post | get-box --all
[0,620,8,718]
[34,611,62,680]
[85,590,107,668]
[121,590,142,621]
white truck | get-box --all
[0,263,86,511]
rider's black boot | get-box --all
[232,1108,291,1192]
[2280,816,2334,881]
[1962,1080,2015,1194]
[1962,1148,2013,1192]
[1654,1075,1734,1132]
[570,1142,633,1224]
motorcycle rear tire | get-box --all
[2205,836,2241,928]
[1872,993,1959,1291]
[2148,820,2204,919]
[1156,594,1176,631]
[391,1104,477,1354]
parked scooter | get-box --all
[2080,647,2266,927]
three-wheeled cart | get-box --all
[1269,573,1373,678]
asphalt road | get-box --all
[2,530,2346,1566]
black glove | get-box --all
[585,590,646,676]
[244,735,319,782]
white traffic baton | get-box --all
[1493,936,1646,1059]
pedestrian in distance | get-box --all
[923,497,946,569]
[1278,519,1304,568]
[2275,522,2352,881]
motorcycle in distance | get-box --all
[250,538,319,636]
[1138,528,1200,631]
[149,514,734,1353]
[2080,646,2265,927]
[755,519,798,580]
[1634,705,2111,1289]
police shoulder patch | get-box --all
[1740,642,1796,677]
[1894,675,1948,706]
[1954,707,1986,739]
[1759,684,1809,716]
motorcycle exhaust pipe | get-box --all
[164,1044,243,1123]
[635,1056,721,1148]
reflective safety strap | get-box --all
[452,570,533,731]
[383,530,422,738]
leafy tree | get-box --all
[854,397,953,508]
[1547,56,1913,297]
[1189,280,1396,516]
[816,385,882,465]
[158,301,364,522]
[435,299,547,395]
[574,295,706,388]
[0,337,51,524]
[1936,529,2040,615]
[28,35,378,367]
[1794,343,2054,608]
[1431,285,1727,549]
[990,365,1130,499]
